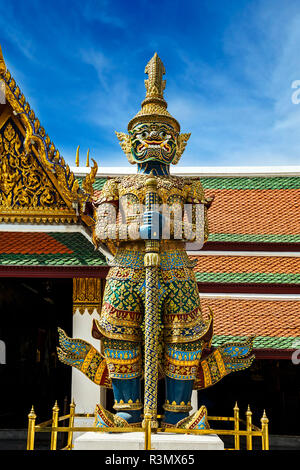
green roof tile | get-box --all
[76,176,107,191]
[200,176,300,190]
[208,233,300,243]
[212,334,297,349]
[90,175,300,190]
[195,271,300,284]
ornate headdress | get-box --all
[127,52,180,132]
[116,53,190,165]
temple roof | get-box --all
[201,296,299,351]
[192,254,300,285]
[1,230,298,285]
[204,180,300,245]
[0,231,106,267]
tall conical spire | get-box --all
[144,52,166,103]
[0,44,6,76]
[127,52,180,132]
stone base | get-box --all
[74,431,224,450]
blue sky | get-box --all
[1,0,300,167]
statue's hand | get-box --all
[139,210,165,239]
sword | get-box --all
[143,174,160,431]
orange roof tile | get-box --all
[206,189,299,236]
[0,232,107,266]
[0,232,73,254]
[200,297,300,339]
[191,255,300,274]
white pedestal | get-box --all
[74,431,224,450]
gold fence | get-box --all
[27,401,269,451]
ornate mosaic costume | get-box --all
[58,53,254,430]
[93,175,212,425]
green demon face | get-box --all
[129,122,178,164]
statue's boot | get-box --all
[162,405,209,430]
[162,376,209,430]
[95,377,143,428]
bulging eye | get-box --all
[160,130,171,139]
[141,131,148,138]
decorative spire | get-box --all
[127,52,180,132]
[52,400,59,411]
[75,145,80,167]
[28,405,36,419]
[0,44,6,76]
[117,52,191,165]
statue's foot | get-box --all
[162,405,209,430]
[94,404,142,429]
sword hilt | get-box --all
[144,175,160,258]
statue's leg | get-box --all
[162,275,209,427]
[164,376,193,424]
[102,337,143,424]
[163,340,203,425]
[94,273,144,426]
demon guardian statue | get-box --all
[57,53,254,431]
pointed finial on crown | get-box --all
[144,52,166,103]
[0,44,6,76]
[127,52,180,132]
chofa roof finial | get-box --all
[0,44,6,76]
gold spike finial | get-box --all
[28,405,36,418]
[0,44,6,75]
[261,409,269,426]
[144,52,166,101]
[86,148,90,167]
[75,145,80,167]
[53,400,59,411]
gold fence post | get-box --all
[67,399,76,450]
[246,405,253,450]
[144,415,152,450]
[261,410,269,450]
[50,401,60,451]
[27,406,36,450]
[233,402,240,450]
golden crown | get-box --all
[127,52,180,132]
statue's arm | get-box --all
[93,179,140,244]
[185,179,213,243]
[167,179,213,243]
